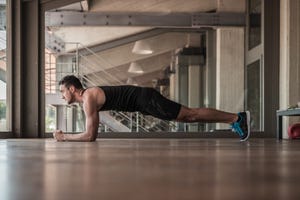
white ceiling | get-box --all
[51,26,153,51]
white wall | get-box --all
[216,28,245,117]
[280,0,300,138]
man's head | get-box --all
[58,75,83,104]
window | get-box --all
[45,105,56,132]
[0,0,7,131]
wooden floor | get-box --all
[0,138,300,200]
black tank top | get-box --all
[99,85,150,112]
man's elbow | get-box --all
[85,133,97,142]
[88,137,97,142]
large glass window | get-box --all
[45,105,56,132]
[0,0,7,131]
[248,0,261,50]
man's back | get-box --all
[98,85,149,112]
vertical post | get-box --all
[277,113,282,140]
[130,113,133,132]
[264,0,280,136]
[76,43,79,76]
[11,0,42,137]
[136,112,139,132]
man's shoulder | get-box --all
[82,87,104,104]
[85,87,103,95]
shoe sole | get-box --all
[240,111,251,142]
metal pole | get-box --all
[136,112,139,132]
[76,43,79,76]
[130,113,133,132]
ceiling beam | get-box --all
[46,12,245,27]
[45,31,66,53]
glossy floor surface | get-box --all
[0,138,300,200]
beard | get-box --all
[67,95,75,104]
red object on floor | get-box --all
[288,123,300,139]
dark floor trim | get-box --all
[44,131,274,139]
[0,132,14,138]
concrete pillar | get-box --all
[188,65,201,131]
[188,65,201,108]
[205,30,217,108]
[178,65,189,107]
[11,0,43,137]
[169,63,179,131]
[169,52,177,102]
[169,73,176,101]
[204,30,217,131]
[216,28,244,128]
[177,65,188,131]
[280,0,300,138]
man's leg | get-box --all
[175,106,250,141]
[175,106,238,123]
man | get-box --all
[53,75,250,142]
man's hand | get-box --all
[53,130,66,142]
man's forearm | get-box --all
[64,132,96,142]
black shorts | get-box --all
[138,88,182,120]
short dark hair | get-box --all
[58,75,83,89]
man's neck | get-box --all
[74,89,85,103]
[79,89,84,96]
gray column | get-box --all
[263,0,280,136]
[204,30,217,131]
[188,65,201,108]
[178,65,189,107]
[216,28,244,129]
[178,65,188,131]
[188,65,201,131]
[11,0,42,137]
[169,73,176,101]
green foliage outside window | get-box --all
[0,101,6,119]
[45,105,56,132]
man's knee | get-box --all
[176,107,195,122]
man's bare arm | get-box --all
[54,95,100,142]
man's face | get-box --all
[59,84,75,104]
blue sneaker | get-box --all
[230,111,250,141]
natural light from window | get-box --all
[0,0,7,131]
